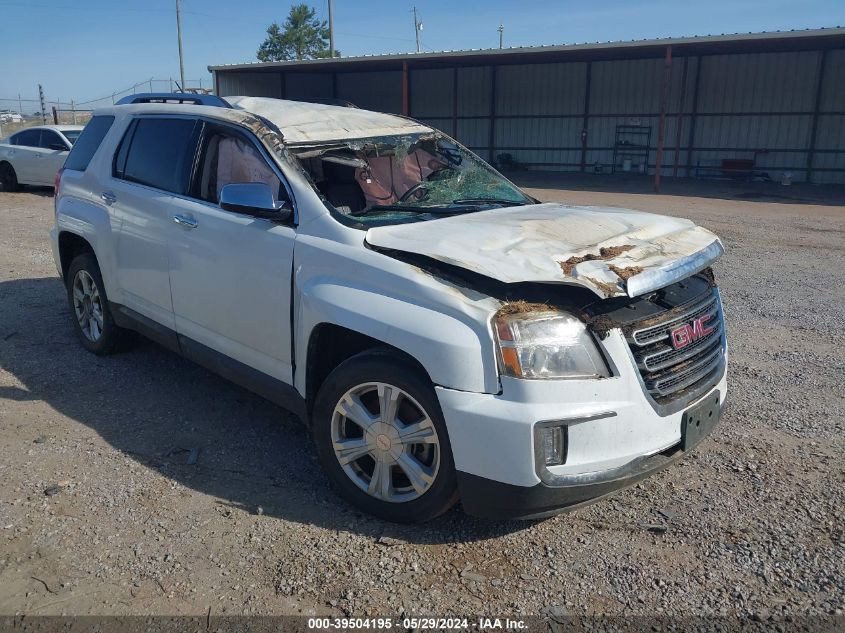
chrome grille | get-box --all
[627,289,724,402]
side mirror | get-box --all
[49,143,69,151]
[219,183,291,221]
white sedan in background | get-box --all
[0,125,83,190]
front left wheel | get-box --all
[312,351,459,523]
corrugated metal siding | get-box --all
[457,118,491,160]
[217,72,281,98]
[456,67,492,116]
[411,68,453,118]
[693,114,812,149]
[590,58,683,115]
[808,50,843,183]
[336,71,402,114]
[284,73,333,100]
[496,62,586,115]
[819,49,845,112]
[690,52,820,181]
[490,62,586,170]
[697,52,818,113]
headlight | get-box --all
[494,309,610,379]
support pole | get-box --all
[488,65,497,165]
[328,0,335,58]
[654,45,672,192]
[38,84,47,124]
[672,56,688,178]
[685,56,702,178]
[71,99,77,124]
[806,49,828,184]
[176,0,186,92]
[452,67,458,137]
[413,7,420,53]
[402,62,410,116]
[580,61,592,172]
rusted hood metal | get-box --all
[365,203,724,298]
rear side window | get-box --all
[118,118,198,194]
[12,129,40,147]
[64,116,115,172]
[40,129,67,150]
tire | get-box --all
[312,351,459,523]
[66,253,128,355]
[0,162,18,192]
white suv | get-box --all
[52,93,727,522]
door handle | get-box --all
[100,191,117,205]
[173,214,198,229]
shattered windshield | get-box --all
[292,133,532,226]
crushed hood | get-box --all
[365,203,724,298]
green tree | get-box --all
[257,4,337,62]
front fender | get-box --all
[295,280,497,395]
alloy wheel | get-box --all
[72,270,104,342]
[331,382,440,503]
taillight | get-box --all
[54,167,64,195]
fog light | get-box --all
[539,425,567,466]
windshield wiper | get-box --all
[352,204,483,217]
[452,198,526,207]
[351,205,430,217]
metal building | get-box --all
[209,28,845,184]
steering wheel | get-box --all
[398,168,461,203]
[399,181,430,203]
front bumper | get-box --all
[435,328,727,519]
[458,393,722,519]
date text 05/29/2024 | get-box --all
[306,617,528,630]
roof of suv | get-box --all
[99,96,433,145]
[226,96,433,144]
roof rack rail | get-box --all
[115,93,232,108]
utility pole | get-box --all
[38,84,46,123]
[328,0,335,58]
[18,94,23,116]
[71,99,77,124]
[413,7,422,53]
[176,0,186,92]
[498,23,504,49]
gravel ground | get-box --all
[0,178,842,619]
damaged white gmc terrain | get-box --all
[52,94,727,522]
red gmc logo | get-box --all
[670,315,715,350]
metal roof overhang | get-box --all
[209,28,845,74]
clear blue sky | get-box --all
[0,0,842,110]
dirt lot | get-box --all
[0,176,843,620]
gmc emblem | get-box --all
[670,314,715,350]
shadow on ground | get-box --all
[0,276,533,544]
[509,171,845,206]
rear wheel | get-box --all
[66,253,128,355]
[312,351,459,522]
[0,163,18,192]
